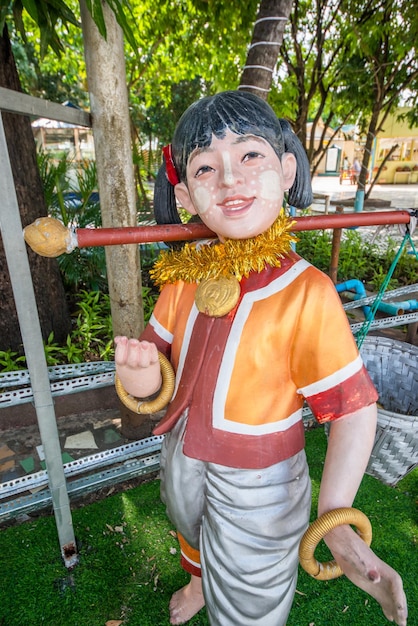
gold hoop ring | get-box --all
[115,352,175,414]
[298,507,372,581]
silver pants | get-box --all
[160,412,312,625]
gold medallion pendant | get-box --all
[195,276,241,317]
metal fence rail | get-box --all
[0,436,163,521]
[0,362,115,408]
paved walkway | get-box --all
[312,176,418,209]
[310,177,418,249]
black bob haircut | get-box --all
[154,90,313,225]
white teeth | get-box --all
[224,200,244,206]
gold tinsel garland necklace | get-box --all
[150,211,297,317]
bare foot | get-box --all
[169,574,205,625]
[326,526,408,626]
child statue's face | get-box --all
[174,129,296,241]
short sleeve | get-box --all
[290,266,378,422]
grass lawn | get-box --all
[0,427,416,626]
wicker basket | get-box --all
[360,336,418,486]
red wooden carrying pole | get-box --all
[76,210,412,248]
[77,222,213,247]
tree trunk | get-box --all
[79,1,144,338]
[239,0,292,100]
[358,107,380,198]
[366,143,397,200]
[0,24,71,353]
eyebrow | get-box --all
[188,134,268,166]
[234,134,267,145]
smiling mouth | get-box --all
[218,196,254,217]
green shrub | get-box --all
[0,288,158,371]
[297,228,417,287]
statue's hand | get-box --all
[114,337,162,398]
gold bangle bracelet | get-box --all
[114,352,175,414]
[298,507,372,581]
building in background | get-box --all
[32,102,94,162]
[312,107,418,184]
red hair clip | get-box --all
[162,144,180,186]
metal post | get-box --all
[354,189,365,212]
[0,113,77,568]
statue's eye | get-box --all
[242,151,264,163]
[195,165,214,178]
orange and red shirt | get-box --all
[141,252,378,469]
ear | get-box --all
[281,153,297,191]
[174,182,198,215]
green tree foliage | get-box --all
[6,0,418,177]
[3,0,135,103]
[9,24,88,104]
[341,0,418,196]
[118,0,261,148]
[274,0,418,177]
[8,1,260,137]
[0,0,136,56]
[0,0,79,57]
[276,0,355,171]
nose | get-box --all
[220,152,243,187]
